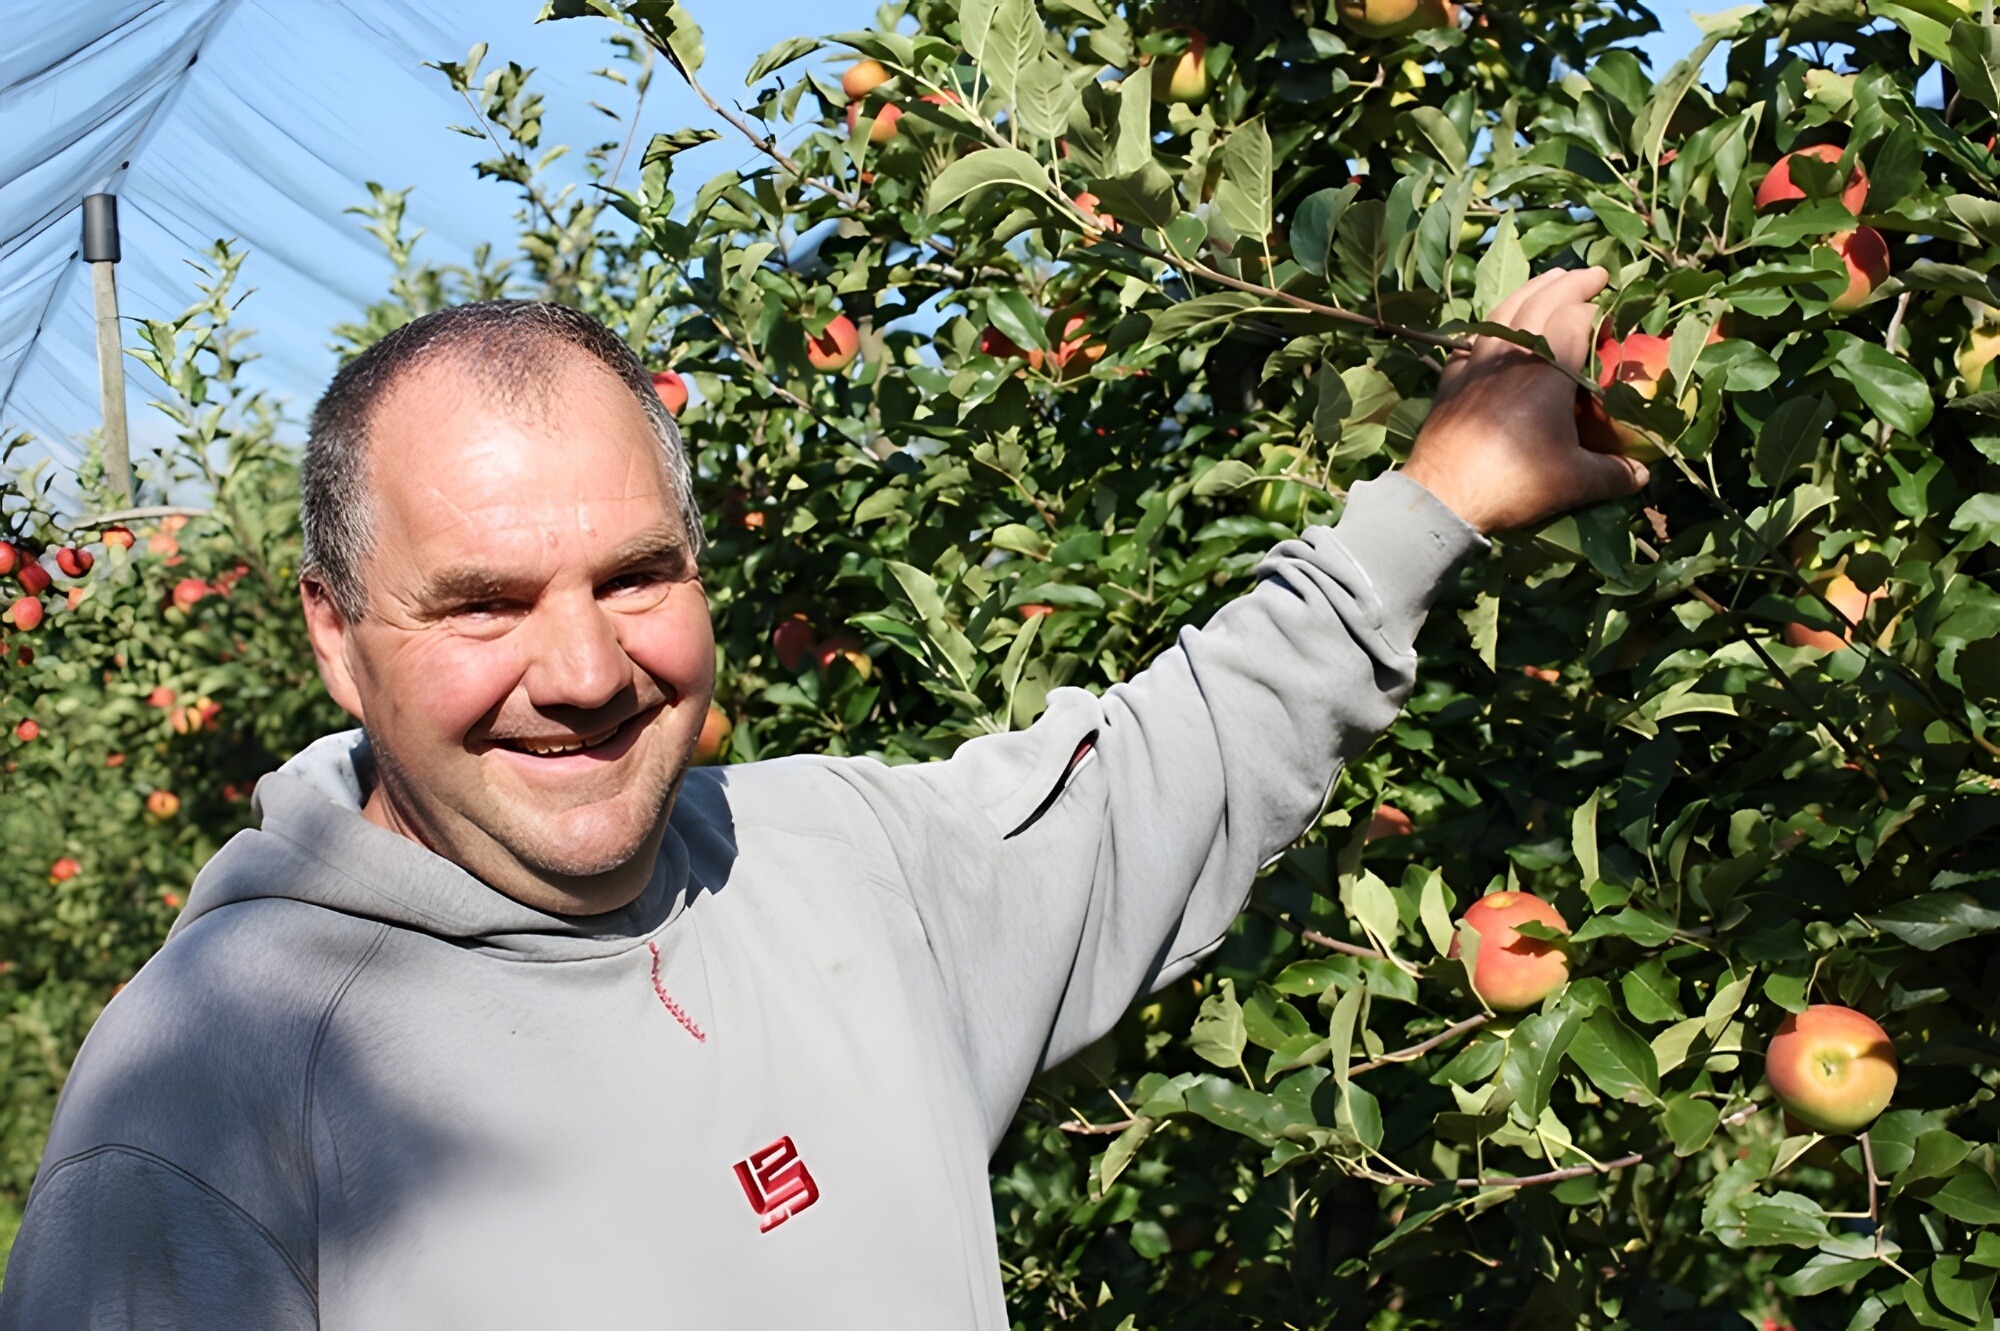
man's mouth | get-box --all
[503,721,625,757]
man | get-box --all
[0,272,1641,1327]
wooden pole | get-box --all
[83,195,132,505]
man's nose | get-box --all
[523,592,631,714]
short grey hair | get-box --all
[301,299,702,621]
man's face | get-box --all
[302,350,714,914]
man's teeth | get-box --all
[517,725,618,756]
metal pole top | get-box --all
[82,194,120,264]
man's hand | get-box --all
[1400,267,1648,534]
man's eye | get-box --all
[601,572,665,596]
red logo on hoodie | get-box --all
[734,1136,819,1232]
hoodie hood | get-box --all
[170,729,689,960]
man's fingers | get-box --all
[1545,301,1600,375]
[1483,269,1565,330]
[1512,267,1609,340]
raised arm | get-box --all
[828,269,1647,1137]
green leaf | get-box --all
[1419,869,1456,957]
[1474,212,1528,318]
[965,0,1041,105]
[1214,117,1273,241]
[925,147,1051,214]
[1948,18,2000,114]
[1110,71,1152,177]
[1094,1116,1157,1192]
[1015,52,1079,144]
[1752,394,1835,489]
[1622,958,1685,1024]
[745,35,823,84]
[1345,869,1402,954]
[1866,892,2000,950]
[1500,1009,1581,1122]
[1189,977,1247,1069]
[1950,493,2000,551]
[1929,1166,2000,1225]
[1327,984,1364,1090]
[1778,1251,1879,1297]
[1569,907,1676,947]
[1458,591,1497,671]
[1572,790,1601,891]
[1711,1189,1832,1250]
[1404,106,1467,173]
[627,0,706,74]
[1183,1075,1282,1145]
[1291,185,1359,278]
[1825,332,1934,437]
[1568,1009,1661,1105]
[1144,293,1267,348]
[1662,1094,1721,1155]
[1090,161,1178,230]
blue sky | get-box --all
[0,2,1716,467]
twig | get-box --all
[638,20,869,213]
[1252,901,1387,960]
[1861,1129,1882,1257]
[1359,1103,1762,1190]
[1056,1016,1495,1135]
[1345,1013,1492,1075]
[71,505,209,528]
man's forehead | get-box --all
[365,348,670,503]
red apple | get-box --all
[13,718,38,743]
[1755,143,1868,215]
[1577,330,1680,462]
[806,314,861,372]
[6,597,42,631]
[146,789,180,818]
[651,369,688,416]
[693,702,733,765]
[773,613,816,672]
[842,58,891,100]
[17,563,51,596]
[1051,313,1106,377]
[102,527,134,550]
[1826,227,1889,312]
[146,686,176,709]
[49,858,80,883]
[1782,574,1878,651]
[814,632,873,680]
[1765,1005,1897,1134]
[1071,191,1119,244]
[1367,803,1414,841]
[844,100,902,143]
[1017,603,1055,620]
[1152,32,1210,103]
[1448,891,1571,1011]
[980,326,1044,371]
[54,547,92,578]
[0,542,16,575]
[171,578,211,611]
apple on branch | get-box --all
[1764,1005,1897,1135]
[1449,891,1571,1011]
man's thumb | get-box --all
[1574,448,1650,504]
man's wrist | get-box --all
[1396,456,1491,535]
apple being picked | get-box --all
[1764,1005,1897,1134]
[1448,891,1571,1011]
[1577,331,1677,462]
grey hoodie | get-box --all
[0,474,1481,1329]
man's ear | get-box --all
[300,577,366,722]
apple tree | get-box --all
[5,0,2000,1324]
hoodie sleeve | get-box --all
[0,1147,317,1330]
[828,472,1485,1140]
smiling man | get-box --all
[0,278,1643,1328]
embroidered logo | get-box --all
[733,1136,820,1232]
[645,940,706,1043]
